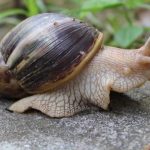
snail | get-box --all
[0,13,150,117]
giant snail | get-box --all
[0,13,149,117]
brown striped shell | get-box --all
[0,13,103,94]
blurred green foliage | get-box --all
[0,0,149,48]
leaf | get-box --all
[114,25,144,48]
[36,0,47,13]
[23,0,39,16]
[0,17,21,25]
[0,9,27,19]
[81,0,123,12]
[124,0,144,9]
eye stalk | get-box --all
[139,37,150,56]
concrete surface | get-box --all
[0,82,149,150]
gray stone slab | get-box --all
[0,82,149,150]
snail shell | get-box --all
[0,13,103,94]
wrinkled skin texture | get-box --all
[8,38,150,117]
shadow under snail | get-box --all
[0,13,150,117]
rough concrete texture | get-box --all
[0,82,149,150]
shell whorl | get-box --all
[0,13,103,93]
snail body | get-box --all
[0,13,150,117]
